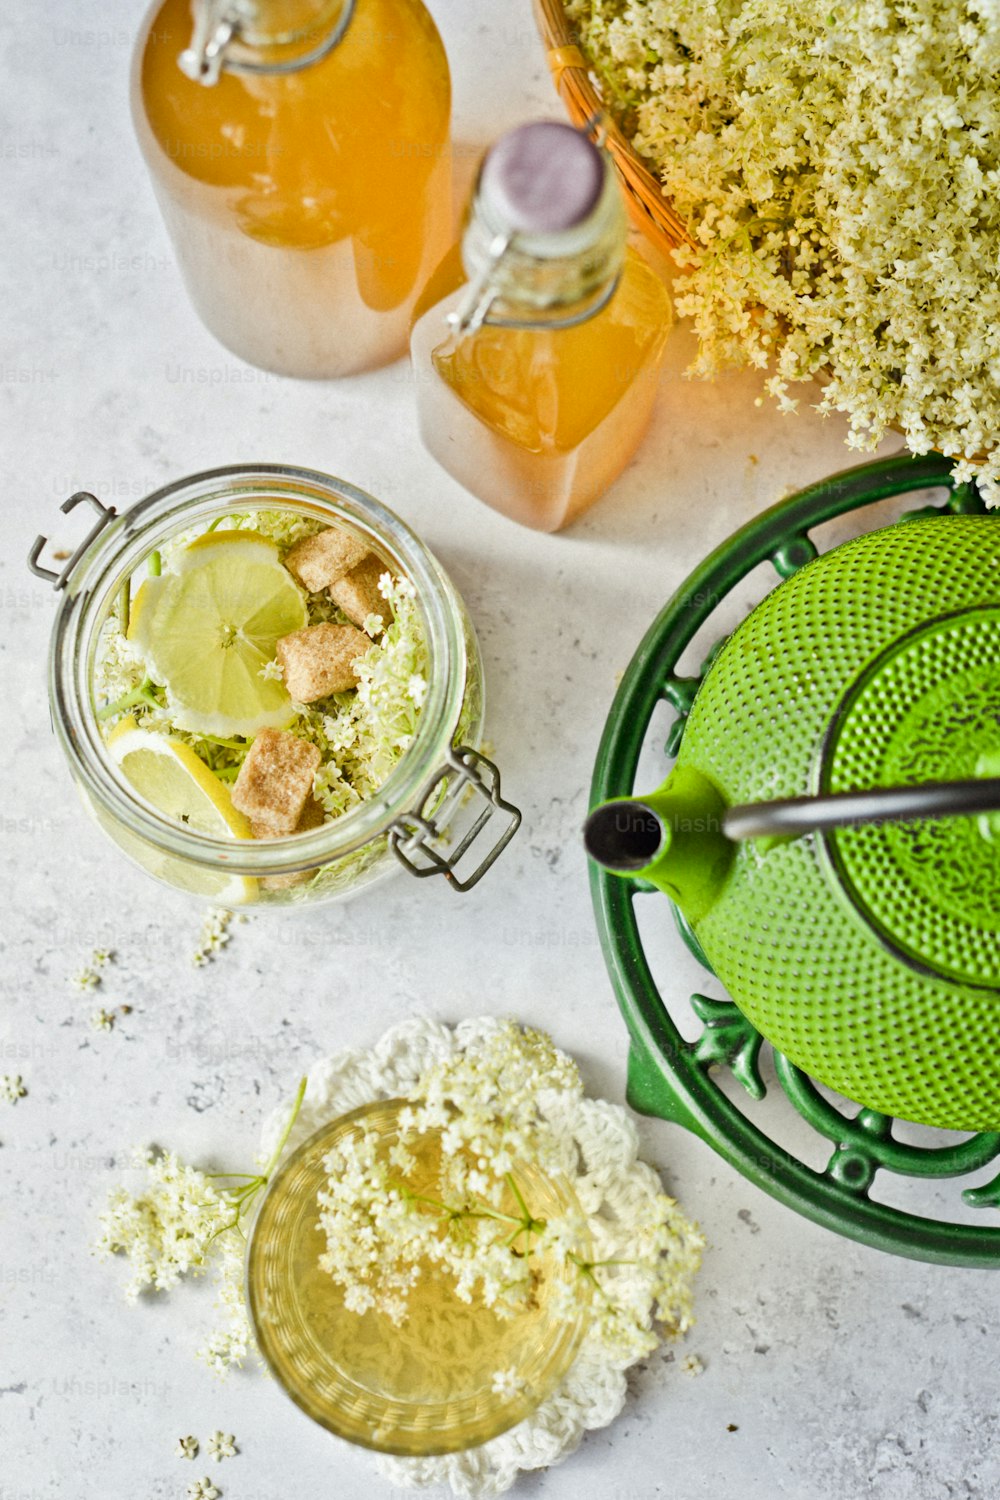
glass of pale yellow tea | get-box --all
[34,465,520,907]
[246,1100,592,1454]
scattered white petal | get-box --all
[187,1480,220,1500]
[72,947,115,992]
[192,909,236,968]
[1,1074,26,1104]
[206,1430,238,1462]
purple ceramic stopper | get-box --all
[480,121,605,235]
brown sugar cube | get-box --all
[284,528,369,593]
[255,796,328,889]
[232,728,321,837]
[276,623,368,703]
[329,553,394,629]
[294,794,327,832]
[251,795,326,842]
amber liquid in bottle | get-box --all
[412,247,671,531]
[132,0,452,377]
[410,123,672,532]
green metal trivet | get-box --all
[589,453,1000,1266]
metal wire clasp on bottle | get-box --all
[446,232,622,339]
[179,0,357,85]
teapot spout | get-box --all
[584,767,733,923]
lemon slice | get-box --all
[128,531,307,737]
[106,718,256,904]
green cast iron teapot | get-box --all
[585,513,1000,1132]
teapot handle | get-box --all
[723,778,1000,841]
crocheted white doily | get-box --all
[259,1016,695,1499]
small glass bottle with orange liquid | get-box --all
[410,121,672,532]
[132,0,452,377]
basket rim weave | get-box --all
[533,0,693,255]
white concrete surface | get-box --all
[3,2,997,1498]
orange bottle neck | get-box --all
[178,0,352,83]
[230,0,347,47]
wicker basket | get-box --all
[533,0,693,256]
[535,1,993,470]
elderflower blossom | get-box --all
[1,1074,27,1104]
[318,1024,587,1326]
[316,1023,702,1366]
[196,1234,254,1377]
[187,1480,220,1500]
[98,1152,254,1373]
[305,573,430,818]
[206,1430,238,1462]
[72,947,113,993]
[567,0,1000,496]
[176,1436,199,1460]
[90,1008,116,1033]
[159,508,324,570]
[96,1148,230,1300]
[491,1367,526,1399]
[192,908,237,967]
[97,1079,305,1374]
[92,617,145,711]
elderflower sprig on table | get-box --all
[97,1148,231,1300]
[568,0,1000,496]
[316,1022,700,1366]
[96,1078,306,1374]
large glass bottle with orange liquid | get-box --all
[409,122,672,532]
[132,0,452,377]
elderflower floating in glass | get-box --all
[33,468,520,907]
[247,1097,593,1454]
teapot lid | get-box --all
[822,605,1000,989]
